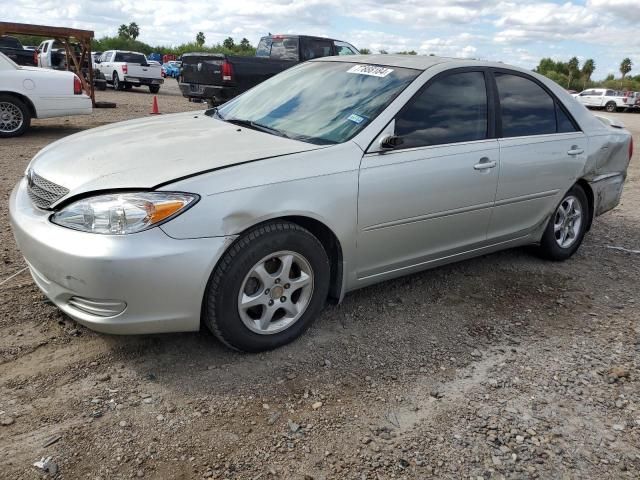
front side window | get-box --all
[217,62,419,144]
[334,41,358,55]
[495,73,556,137]
[395,71,488,148]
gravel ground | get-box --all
[0,83,639,479]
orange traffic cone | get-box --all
[150,95,160,115]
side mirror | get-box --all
[380,135,403,150]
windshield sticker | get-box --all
[347,65,394,77]
[347,114,365,124]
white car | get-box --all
[573,88,633,112]
[96,50,164,93]
[0,52,92,138]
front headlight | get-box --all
[51,192,198,235]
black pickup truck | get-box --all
[179,35,359,105]
[0,36,37,66]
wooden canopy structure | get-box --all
[0,22,96,104]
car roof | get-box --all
[311,54,532,73]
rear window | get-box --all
[256,37,299,61]
[114,52,148,64]
[0,36,21,49]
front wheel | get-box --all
[203,221,330,352]
[0,94,31,138]
[537,185,588,261]
[605,102,617,113]
[149,85,160,94]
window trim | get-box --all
[489,68,581,138]
[382,66,497,152]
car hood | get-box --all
[28,111,324,201]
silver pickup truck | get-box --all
[96,50,164,93]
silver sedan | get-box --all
[9,55,632,352]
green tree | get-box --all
[396,50,417,55]
[222,37,235,50]
[128,22,140,40]
[239,38,252,50]
[620,57,632,80]
[358,47,371,54]
[581,59,595,89]
[567,56,579,89]
[605,73,615,81]
[196,31,205,47]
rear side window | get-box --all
[557,105,578,133]
[269,38,299,61]
[395,71,488,148]
[495,73,556,137]
[300,38,333,60]
[334,41,358,55]
[256,38,271,57]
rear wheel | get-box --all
[537,185,588,261]
[203,221,330,352]
[605,101,617,112]
[149,85,160,94]
[124,83,133,90]
[0,94,31,138]
[112,73,123,91]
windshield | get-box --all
[217,61,419,144]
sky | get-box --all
[4,0,639,80]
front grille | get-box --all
[27,170,69,209]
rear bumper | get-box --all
[589,172,626,216]
[9,178,234,335]
[178,82,239,104]
[124,76,164,86]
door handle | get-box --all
[474,158,497,170]
[567,146,584,156]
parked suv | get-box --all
[179,34,359,105]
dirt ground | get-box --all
[0,81,639,480]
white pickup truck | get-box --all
[0,52,92,137]
[573,88,635,112]
[96,50,164,93]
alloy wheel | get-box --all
[0,102,24,134]
[237,250,314,335]
[553,195,583,248]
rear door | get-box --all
[357,69,500,278]
[487,70,586,241]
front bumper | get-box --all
[9,178,234,334]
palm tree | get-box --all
[581,59,595,90]
[128,22,140,40]
[567,57,579,89]
[620,58,632,80]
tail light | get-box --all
[73,75,82,95]
[222,60,233,81]
[122,64,128,74]
[623,98,628,103]
[33,49,38,66]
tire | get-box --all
[112,72,123,91]
[149,85,160,94]
[124,83,133,90]
[605,102,616,113]
[0,94,31,138]
[203,221,331,352]
[96,82,107,91]
[537,185,589,261]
